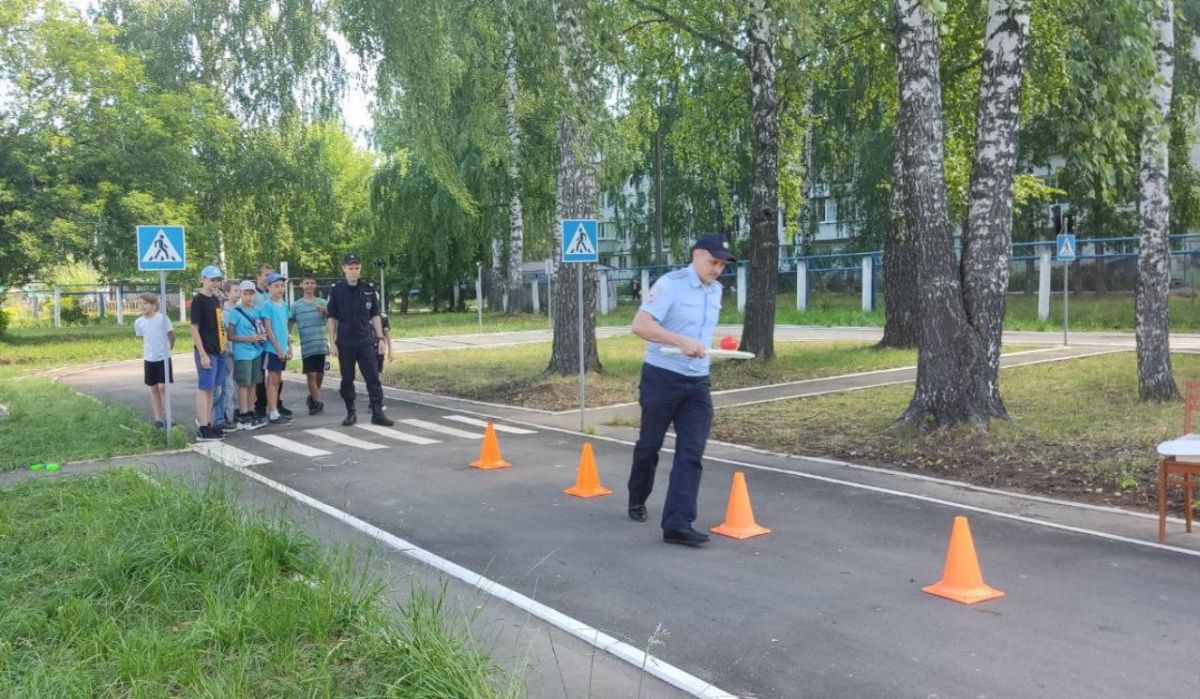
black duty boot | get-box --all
[370,410,394,427]
[342,409,357,426]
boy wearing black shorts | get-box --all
[134,292,175,428]
[290,273,329,415]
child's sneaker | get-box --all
[268,414,293,425]
[154,420,166,429]
[196,425,224,441]
[278,405,294,418]
[240,413,265,431]
[308,399,324,415]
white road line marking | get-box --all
[355,424,441,445]
[401,419,481,439]
[304,428,386,450]
[252,434,332,457]
[191,441,270,467]
[443,415,536,434]
[215,461,737,699]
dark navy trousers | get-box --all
[628,363,713,531]
[336,342,384,413]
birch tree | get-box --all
[892,0,1030,428]
[960,0,1033,415]
[503,10,527,314]
[879,147,919,348]
[547,0,602,374]
[1135,0,1180,401]
[624,0,809,360]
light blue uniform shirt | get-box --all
[640,265,723,377]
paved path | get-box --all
[54,360,1200,699]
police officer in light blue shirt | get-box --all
[627,233,734,546]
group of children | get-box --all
[135,263,393,441]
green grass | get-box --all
[0,378,188,470]
[709,352,1200,511]
[0,470,516,697]
[0,322,194,379]
[383,336,1044,411]
[0,323,195,470]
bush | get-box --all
[59,297,88,326]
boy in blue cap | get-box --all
[260,271,293,424]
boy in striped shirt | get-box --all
[290,273,329,415]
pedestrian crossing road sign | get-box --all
[137,225,187,271]
[561,219,598,263]
[1056,233,1077,262]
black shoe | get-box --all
[305,395,315,410]
[253,409,266,419]
[663,528,709,547]
[309,400,324,416]
[268,414,292,425]
[370,411,394,427]
[342,411,357,426]
[196,425,224,442]
[278,405,293,418]
[628,505,648,522]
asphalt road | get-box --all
[60,358,1200,699]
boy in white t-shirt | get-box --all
[133,293,176,428]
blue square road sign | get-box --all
[561,219,599,263]
[137,226,187,271]
[1056,233,1077,262]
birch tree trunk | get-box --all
[503,23,526,315]
[893,0,994,429]
[740,0,780,360]
[879,144,919,349]
[548,0,601,375]
[1135,0,1180,402]
[961,0,1031,416]
[489,237,505,311]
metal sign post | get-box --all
[159,270,173,438]
[137,225,187,444]
[1056,232,1076,346]
[562,219,599,431]
[476,262,483,333]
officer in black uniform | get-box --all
[326,253,394,427]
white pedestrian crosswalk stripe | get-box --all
[443,415,536,435]
[210,414,529,464]
[355,423,441,445]
[253,434,332,457]
[192,441,270,466]
[401,419,481,439]
[305,428,386,450]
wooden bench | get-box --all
[1156,381,1200,543]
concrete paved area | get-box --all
[53,357,1200,699]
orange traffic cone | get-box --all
[470,422,511,470]
[922,516,1005,605]
[564,442,612,498]
[710,471,771,539]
